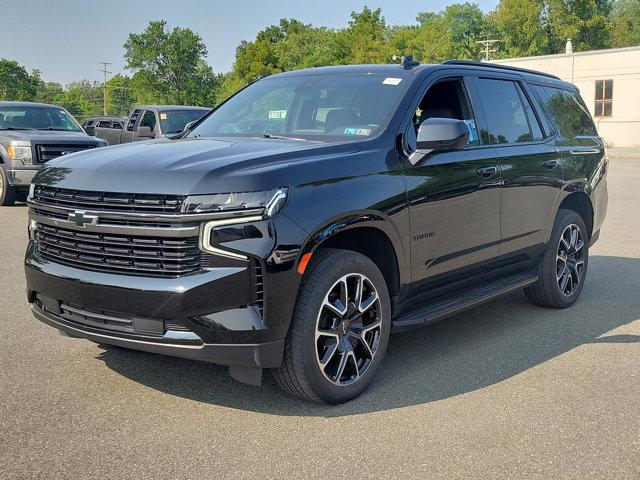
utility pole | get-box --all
[476,39,501,62]
[98,61,112,115]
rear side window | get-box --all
[533,85,597,138]
[476,78,544,144]
[127,110,141,131]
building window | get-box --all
[594,80,613,117]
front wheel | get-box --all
[0,166,17,206]
[524,209,589,308]
[272,249,391,404]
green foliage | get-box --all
[609,0,640,47]
[0,59,38,101]
[6,3,638,115]
[124,20,217,106]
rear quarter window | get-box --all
[533,85,597,138]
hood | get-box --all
[34,136,362,195]
[0,129,97,143]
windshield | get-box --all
[0,105,82,131]
[190,74,408,141]
[160,109,209,134]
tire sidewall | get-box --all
[296,251,391,403]
[0,165,16,206]
[542,209,589,307]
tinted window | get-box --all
[0,106,82,132]
[140,110,156,130]
[97,120,112,128]
[476,78,541,144]
[127,110,141,131]
[192,75,408,141]
[533,86,597,138]
[159,110,207,134]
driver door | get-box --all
[401,75,502,296]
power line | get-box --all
[98,61,112,115]
[476,39,501,61]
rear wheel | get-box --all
[524,209,589,308]
[272,248,391,403]
[0,166,17,206]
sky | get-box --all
[1,0,499,85]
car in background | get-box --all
[0,101,106,206]
[82,116,126,136]
[93,105,210,145]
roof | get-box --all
[0,101,66,108]
[492,45,640,63]
[85,115,126,121]
[269,64,434,78]
[134,105,210,111]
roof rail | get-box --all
[441,60,561,81]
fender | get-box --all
[295,209,410,287]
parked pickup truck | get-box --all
[0,101,105,206]
[91,105,210,145]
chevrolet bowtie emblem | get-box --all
[68,210,98,228]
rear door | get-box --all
[471,75,563,257]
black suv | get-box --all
[25,60,607,403]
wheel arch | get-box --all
[298,213,406,304]
[558,191,594,239]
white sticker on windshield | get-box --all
[383,77,402,85]
[160,113,168,120]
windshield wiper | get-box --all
[0,127,36,130]
[262,133,308,142]
[38,127,76,131]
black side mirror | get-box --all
[409,118,469,165]
[137,126,155,138]
[84,125,95,136]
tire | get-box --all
[524,209,589,308]
[272,248,391,404]
[0,166,17,206]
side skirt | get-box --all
[392,270,538,332]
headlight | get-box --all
[193,189,287,259]
[7,142,32,164]
[183,188,287,215]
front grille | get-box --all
[35,144,96,163]
[35,224,201,277]
[33,186,185,213]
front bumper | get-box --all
[25,244,285,369]
[6,168,37,186]
[31,302,284,368]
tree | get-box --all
[104,74,135,116]
[546,0,612,52]
[0,59,37,101]
[492,0,550,57]
[338,7,389,64]
[52,80,103,120]
[124,20,219,105]
[609,0,640,47]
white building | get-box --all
[493,45,640,147]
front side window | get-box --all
[0,106,82,132]
[191,74,409,142]
[533,85,597,138]
[476,78,543,144]
[140,110,157,131]
[594,79,613,117]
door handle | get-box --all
[476,166,498,178]
[542,159,560,169]
[570,148,600,155]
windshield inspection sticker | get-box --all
[160,113,168,120]
[344,128,372,136]
[383,77,402,85]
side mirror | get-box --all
[137,126,155,138]
[84,125,95,136]
[409,118,469,165]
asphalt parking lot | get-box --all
[0,157,638,479]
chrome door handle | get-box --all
[476,166,498,178]
[570,148,600,155]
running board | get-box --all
[392,271,538,331]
